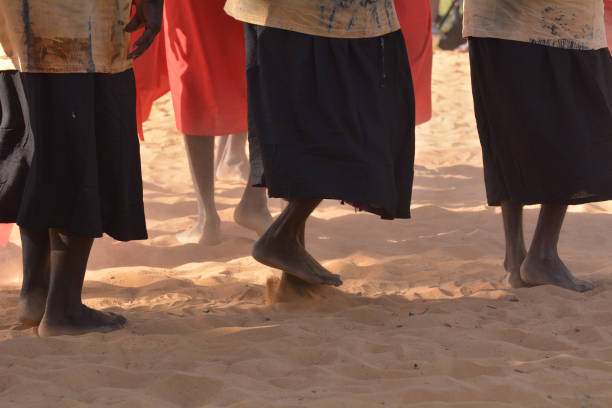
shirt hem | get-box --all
[225,8,399,39]
[463,29,606,51]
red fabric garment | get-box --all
[0,224,13,247]
[133,0,247,137]
[133,30,169,139]
[606,0,612,52]
[395,0,434,125]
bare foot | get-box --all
[17,288,47,326]
[520,255,595,293]
[253,231,343,287]
[176,216,222,245]
[38,305,126,337]
[503,253,529,288]
[234,203,273,236]
[216,154,249,182]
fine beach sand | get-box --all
[2,49,612,408]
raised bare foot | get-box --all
[234,203,273,236]
[520,255,595,293]
[253,231,343,287]
[176,216,222,245]
[38,305,127,337]
[216,154,249,182]
[17,287,47,326]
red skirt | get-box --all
[395,0,434,125]
[133,0,247,137]
[134,1,432,133]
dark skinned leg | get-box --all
[17,227,51,326]
[176,134,222,245]
[253,198,342,286]
[501,201,528,288]
[280,220,314,288]
[37,229,126,337]
[520,204,595,292]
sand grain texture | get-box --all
[1,50,612,407]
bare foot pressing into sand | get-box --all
[520,255,595,293]
[253,199,342,287]
[176,216,222,246]
[253,233,342,286]
[38,305,126,337]
[17,288,48,327]
[34,229,128,337]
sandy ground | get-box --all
[2,49,612,408]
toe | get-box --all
[324,275,343,287]
[116,315,127,326]
[578,280,595,293]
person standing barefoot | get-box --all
[0,0,163,335]
[133,0,273,246]
[225,1,416,286]
[464,0,612,292]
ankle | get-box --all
[526,248,558,263]
[205,215,221,227]
[505,248,526,262]
[19,284,48,297]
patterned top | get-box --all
[463,0,608,51]
[0,0,133,73]
[224,0,400,39]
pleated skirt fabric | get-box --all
[469,38,612,206]
[245,25,416,220]
[0,69,147,241]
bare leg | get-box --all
[214,135,229,174]
[501,201,528,288]
[521,204,595,292]
[17,227,50,326]
[38,229,126,336]
[280,221,311,286]
[234,178,273,236]
[176,135,222,245]
[216,132,249,182]
[253,198,342,286]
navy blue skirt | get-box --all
[0,70,147,241]
[245,25,415,219]
[470,38,612,206]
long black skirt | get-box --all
[469,37,612,206]
[245,25,415,219]
[0,70,147,241]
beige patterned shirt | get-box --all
[464,0,608,50]
[0,0,133,73]
[224,0,400,39]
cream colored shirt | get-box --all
[0,0,133,73]
[224,0,401,39]
[463,0,608,50]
